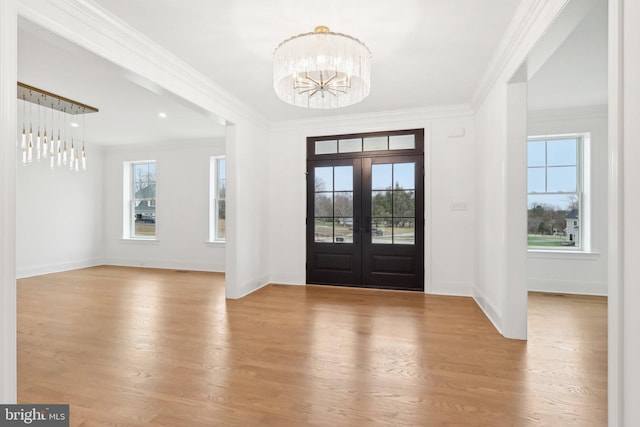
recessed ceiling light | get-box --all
[158,112,167,118]
[70,122,79,127]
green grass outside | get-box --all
[528,234,566,247]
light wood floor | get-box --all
[17,266,607,426]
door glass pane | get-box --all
[393,190,415,217]
[389,134,415,150]
[372,164,392,190]
[334,218,353,243]
[315,167,333,191]
[314,219,333,242]
[315,140,337,155]
[371,162,416,246]
[393,219,415,245]
[372,218,392,244]
[363,136,388,151]
[393,163,415,189]
[334,192,353,217]
[334,166,353,191]
[314,193,333,217]
[372,191,392,217]
[314,165,353,244]
[338,138,362,153]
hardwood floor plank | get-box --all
[17,267,606,426]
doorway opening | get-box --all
[306,129,424,291]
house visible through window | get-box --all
[210,157,225,242]
[527,136,583,249]
[124,161,156,239]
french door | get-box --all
[306,130,424,291]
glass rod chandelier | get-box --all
[273,26,372,109]
[17,82,98,171]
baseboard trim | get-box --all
[528,278,607,296]
[472,287,504,336]
[16,259,104,279]
[103,257,224,273]
[428,281,473,296]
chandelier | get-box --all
[17,82,98,171]
[273,26,372,109]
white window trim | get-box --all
[527,133,591,253]
[208,156,225,243]
[123,160,158,241]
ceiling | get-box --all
[15,0,607,147]
[528,0,608,110]
[90,0,522,122]
[17,19,226,146]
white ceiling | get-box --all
[90,0,522,122]
[15,0,607,147]
[528,0,608,110]
[17,19,226,146]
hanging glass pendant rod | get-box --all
[17,82,98,171]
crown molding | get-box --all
[269,104,474,134]
[15,0,270,130]
[470,0,570,112]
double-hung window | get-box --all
[210,157,226,242]
[123,161,156,239]
[527,136,584,249]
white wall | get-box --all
[103,139,225,272]
[267,108,476,296]
[224,121,270,298]
[0,0,18,404]
[527,106,608,295]
[16,147,105,278]
[473,81,529,340]
[620,1,640,424]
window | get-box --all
[123,161,156,239]
[313,133,416,155]
[527,136,584,249]
[210,157,226,242]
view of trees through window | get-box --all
[313,162,416,244]
[314,166,354,243]
[132,162,156,238]
[527,137,580,248]
[371,163,415,244]
[214,158,226,241]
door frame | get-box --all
[306,128,425,290]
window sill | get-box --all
[120,237,159,244]
[205,241,225,247]
[528,249,600,261]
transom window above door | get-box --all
[309,130,422,159]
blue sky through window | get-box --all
[527,138,578,210]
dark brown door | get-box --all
[306,131,424,291]
[306,158,362,286]
[361,156,424,290]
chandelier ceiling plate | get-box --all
[18,82,99,115]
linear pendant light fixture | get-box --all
[17,82,98,171]
[273,26,372,109]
